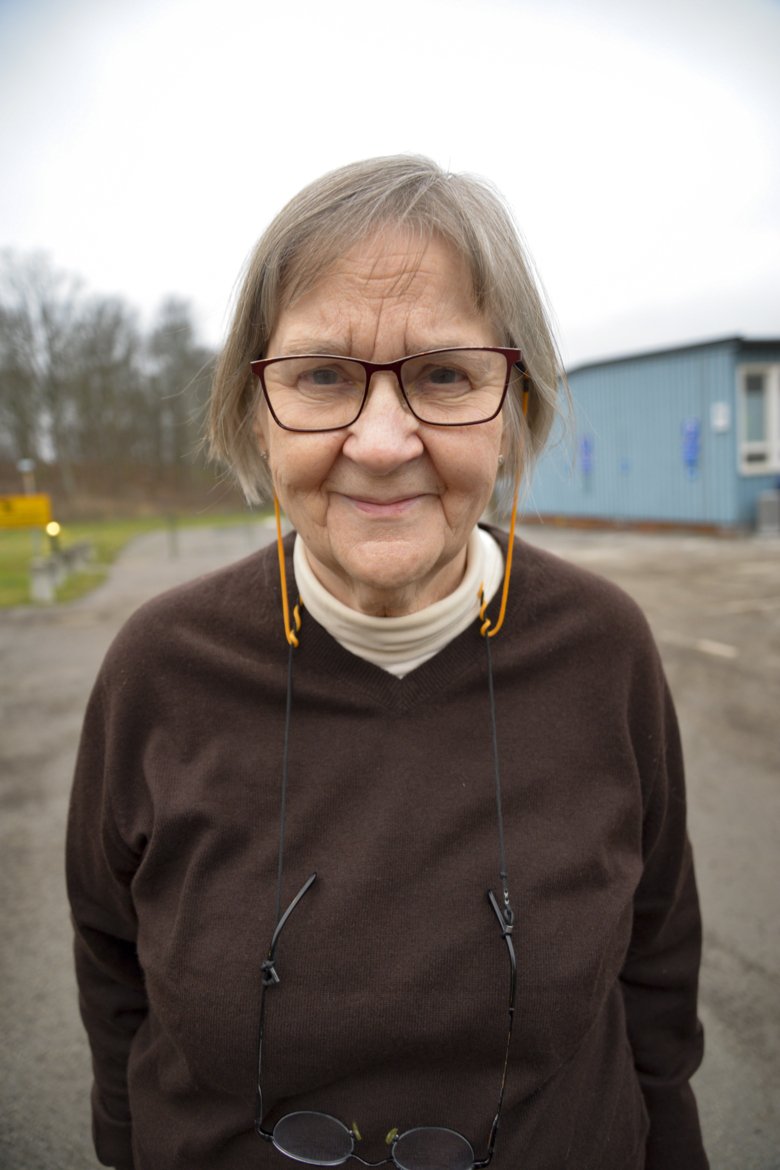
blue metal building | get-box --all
[527,336,780,530]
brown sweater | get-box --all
[66,529,708,1170]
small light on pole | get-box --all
[46,520,61,553]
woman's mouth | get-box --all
[345,495,424,518]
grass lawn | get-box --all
[0,511,266,608]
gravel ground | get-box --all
[1,520,778,1170]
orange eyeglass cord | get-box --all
[479,384,528,638]
[274,495,303,648]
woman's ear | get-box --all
[253,409,268,458]
[498,425,508,466]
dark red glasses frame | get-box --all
[249,347,525,432]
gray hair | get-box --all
[209,155,563,503]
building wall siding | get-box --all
[528,339,780,528]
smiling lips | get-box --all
[343,493,428,518]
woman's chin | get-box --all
[314,539,465,616]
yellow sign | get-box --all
[0,493,53,529]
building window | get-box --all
[739,365,780,474]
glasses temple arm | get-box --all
[263,872,318,986]
[256,872,317,1136]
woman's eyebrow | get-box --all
[274,339,351,356]
[273,340,480,358]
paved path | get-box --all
[1,522,778,1169]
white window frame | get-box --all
[738,364,780,475]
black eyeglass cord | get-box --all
[257,601,518,1164]
[261,636,297,988]
[264,606,514,946]
[483,632,514,931]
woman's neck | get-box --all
[292,527,505,677]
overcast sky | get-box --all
[1,0,778,368]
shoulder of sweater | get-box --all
[482,523,657,649]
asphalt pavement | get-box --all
[0,519,778,1170]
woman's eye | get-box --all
[421,365,471,390]
[428,366,460,384]
[303,366,345,387]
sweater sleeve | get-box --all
[66,675,146,1170]
[620,677,708,1170]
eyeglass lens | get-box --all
[272,1111,353,1166]
[392,1126,475,1170]
[261,349,511,430]
[271,1111,476,1170]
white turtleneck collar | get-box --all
[292,527,504,678]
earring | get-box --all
[497,454,505,468]
[260,450,269,461]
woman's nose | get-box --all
[344,372,423,468]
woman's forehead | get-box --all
[274,229,483,335]
[324,228,458,280]
[268,267,497,361]
[280,226,473,310]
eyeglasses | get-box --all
[255,875,517,1170]
[249,347,524,432]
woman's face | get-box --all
[256,228,507,617]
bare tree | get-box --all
[145,296,214,482]
[63,295,143,487]
[0,302,40,462]
[0,251,217,508]
[0,250,83,494]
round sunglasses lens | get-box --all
[392,1126,475,1170]
[272,1111,355,1166]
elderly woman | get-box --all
[67,156,708,1170]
